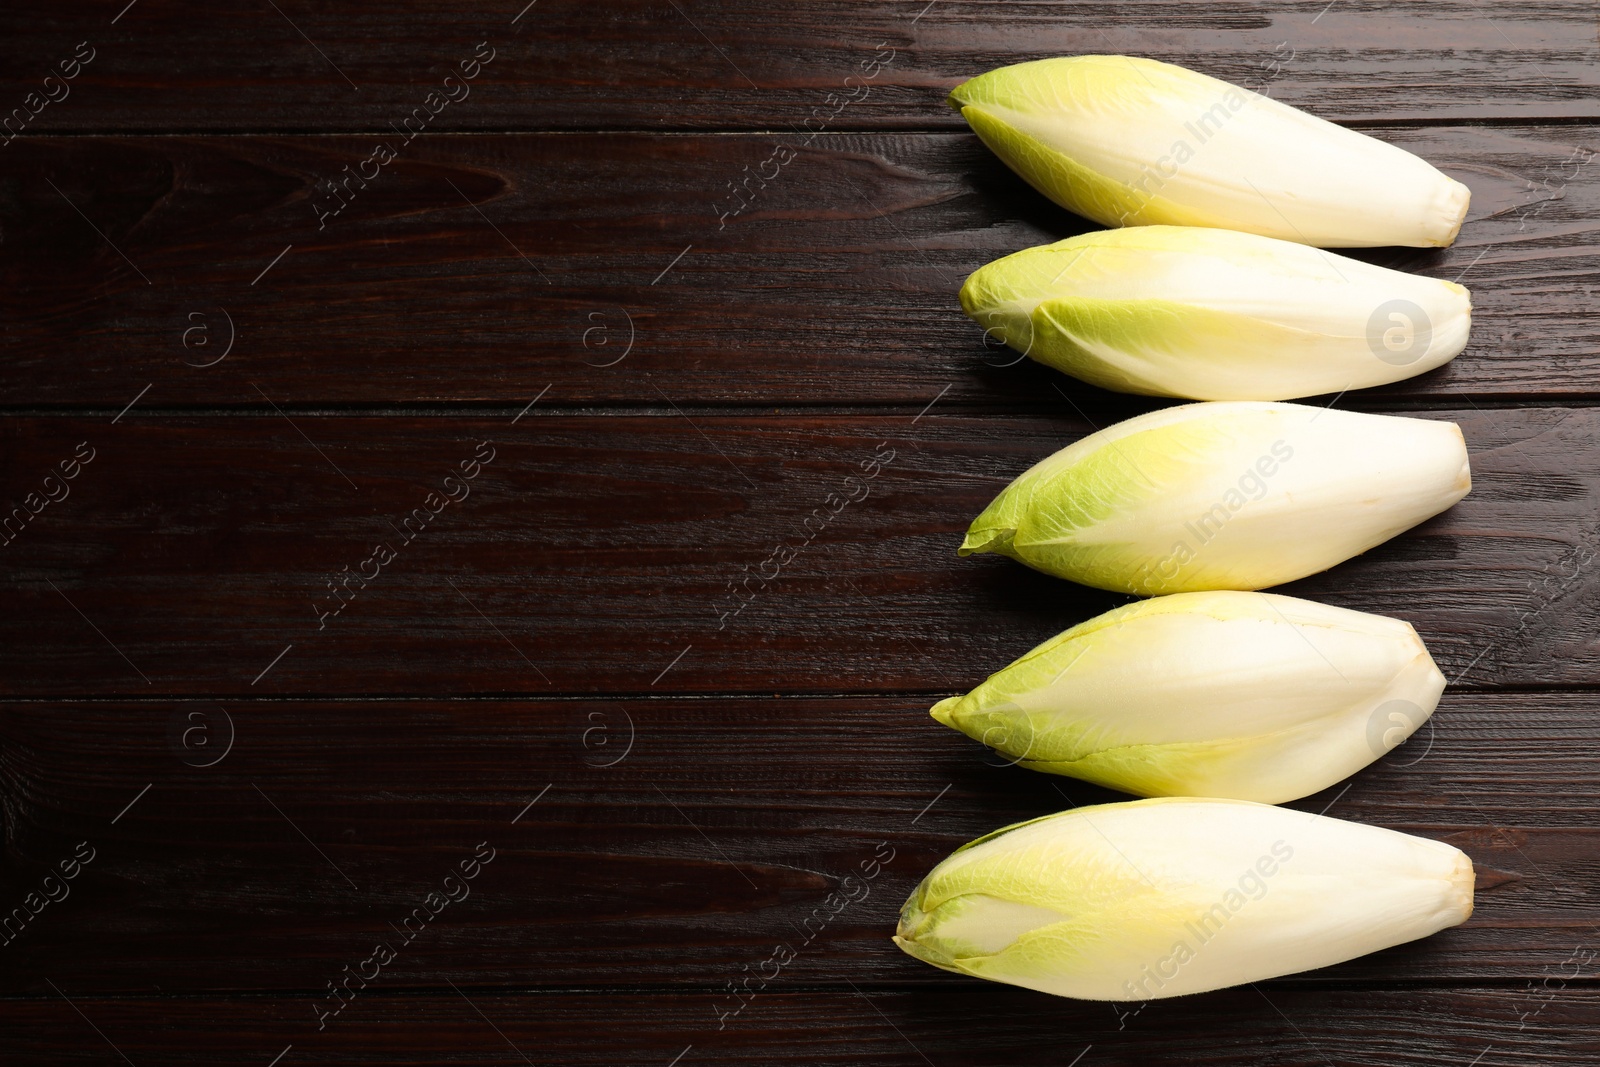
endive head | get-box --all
[930,590,1445,803]
[960,227,1472,401]
[960,401,1471,595]
[895,797,1474,1000]
[949,55,1469,247]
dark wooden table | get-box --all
[2,2,1598,1063]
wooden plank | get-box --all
[2,2,1598,132]
[2,126,1599,407]
[0,692,1591,993]
[1,987,1593,1065]
[0,408,1596,695]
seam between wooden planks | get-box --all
[1,681,1597,702]
[5,114,1600,137]
[0,977,1593,1001]
[6,396,1600,418]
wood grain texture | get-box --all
[6,0,1600,1058]
[0,407,1597,696]
[0,693,1591,995]
[0,987,1594,1066]
[2,1,1599,131]
[2,126,1599,407]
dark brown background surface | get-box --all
[2,2,1597,1064]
